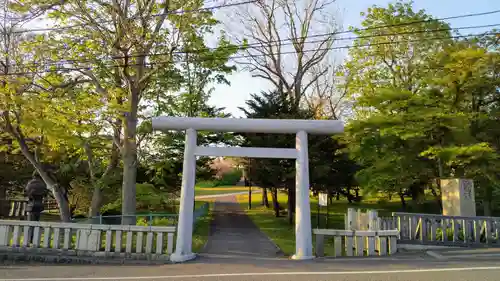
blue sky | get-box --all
[209,0,500,117]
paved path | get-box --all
[201,196,282,257]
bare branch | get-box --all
[227,0,340,107]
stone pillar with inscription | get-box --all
[441,179,476,217]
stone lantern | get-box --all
[25,173,47,221]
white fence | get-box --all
[0,220,176,261]
[314,229,398,257]
[345,208,380,230]
[379,212,500,247]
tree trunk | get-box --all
[431,182,443,212]
[50,183,72,222]
[88,187,102,218]
[87,137,120,218]
[399,192,406,210]
[287,189,293,225]
[121,94,139,225]
[271,188,280,217]
[484,200,492,216]
[435,158,444,212]
[483,185,493,216]
[0,185,7,216]
[262,187,269,208]
[17,136,71,221]
[122,142,138,225]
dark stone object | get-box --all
[25,176,47,221]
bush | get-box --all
[100,200,122,216]
[377,198,389,205]
[214,169,242,186]
[136,216,176,226]
[196,180,218,188]
[136,183,169,210]
[99,183,176,215]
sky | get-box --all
[208,0,500,117]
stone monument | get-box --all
[441,178,476,217]
[25,173,47,221]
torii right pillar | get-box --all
[292,130,313,260]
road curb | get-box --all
[426,251,447,260]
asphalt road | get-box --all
[2,255,500,281]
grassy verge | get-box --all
[195,186,259,196]
[192,203,213,252]
[236,192,295,255]
[236,191,441,256]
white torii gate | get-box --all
[152,117,344,262]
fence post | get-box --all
[368,210,379,231]
[347,208,357,230]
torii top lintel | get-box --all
[152,117,344,135]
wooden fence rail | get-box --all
[379,212,500,247]
[314,229,398,257]
[0,220,176,261]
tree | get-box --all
[426,34,500,214]
[240,91,294,220]
[342,1,499,210]
[241,90,316,223]
[308,134,359,203]
[141,35,238,196]
[0,10,84,220]
[342,1,452,97]
[231,0,339,109]
[14,0,239,224]
[0,137,33,217]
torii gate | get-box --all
[152,117,344,262]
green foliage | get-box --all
[214,169,242,186]
[240,91,309,190]
[0,148,33,197]
[240,91,358,202]
[100,200,122,216]
[135,183,172,211]
[100,182,177,216]
[343,1,500,211]
[5,0,240,222]
[196,180,218,188]
[136,217,175,227]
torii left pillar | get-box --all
[170,128,197,262]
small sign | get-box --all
[319,193,328,207]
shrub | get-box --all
[214,169,242,186]
[100,183,175,215]
[100,200,122,216]
[136,216,176,226]
[196,180,218,188]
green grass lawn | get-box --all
[192,203,213,252]
[236,191,441,256]
[195,185,259,196]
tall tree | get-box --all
[0,8,86,220]
[343,1,500,210]
[14,0,239,224]
[240,90,312,223]
[231,0,339,109]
